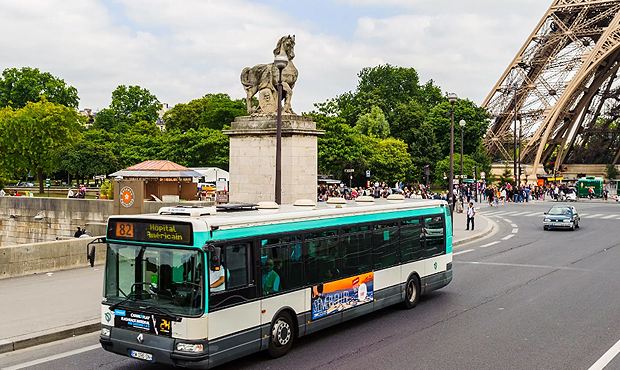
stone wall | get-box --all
[0,197,113,246]
[0,236,107,279]
[0,197,214,246]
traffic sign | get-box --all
[480,171,486,179]
[344,168,355,173]
[365,170,371,178]
[45,178,51,188]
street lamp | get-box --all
[517,118,522,185]
[274,54,288,205]
[459,119,466,183]
[447,92,458,218]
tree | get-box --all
[606,163,618,180]
[0,67,79,109]
[354,106,390,138]
[60,140,119,184]
[312,113,367,178]
[93,85,161,132]
[0,101,82,193]
[162,128,229,169]
[433,154,478,188]
[367,137,414,182]
[164,94,246,132]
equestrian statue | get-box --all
[240,35,298,115]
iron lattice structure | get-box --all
[483,0,620,175]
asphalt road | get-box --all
[2,200,620,370]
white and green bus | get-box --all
[98,198,453,368]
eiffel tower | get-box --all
[483,0,620,178]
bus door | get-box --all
[422,215,446,274]
[207,240,260,359]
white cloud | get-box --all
[0,0,551,113]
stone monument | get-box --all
[226,35,323,204]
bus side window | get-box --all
[372,223,399,269]
[422,216,445,257]
[400,218,423,263]
[223,243,249,290]
[342,227,372,275]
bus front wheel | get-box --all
[403,276,420,309]
[268,312,295,358]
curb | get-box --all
[453,214,496,247]
[0,320,100,354]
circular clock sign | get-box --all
[119,186,135,208]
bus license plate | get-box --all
[130,350,153,361]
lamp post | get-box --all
[518,118,522,185]
[274,54,288,204]
[447,93,458,218]
[513,86,518,186]
[459,119,466,207]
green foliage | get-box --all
[313,113,366,177]
[367,137,414,182]
[354,106,390,138]
[60,140,119,181]
[606,164,618,180]
[93,85,161,133]
[433,154,478,188]
[0,67,79,109]
[313,64,490,184]
[163,94,246,132]
[0,101,82,192]
[100,179,114,199]
[161,128,229,169]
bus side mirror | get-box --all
[206,244,222,271]
[86,237,106,268]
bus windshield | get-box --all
[104,243,204,317]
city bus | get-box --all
[98,197,453,368]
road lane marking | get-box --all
[3,344,101,370]
[502,234,515,240]
[512,228,519,234]
[455,261,593,272]
[501,211,518,216]
[586,214,603,218]
[511,223,518,228]
[579,213,589,217]
[454,249,474,256]
[479,241,500,248]
[588,337,620,370]
[601,214,616,219]
[503,219,512,223]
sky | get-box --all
[0,0,551,113]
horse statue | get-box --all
[240,35,298,115]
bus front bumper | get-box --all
[100,328,209,368]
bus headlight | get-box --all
[176,343,204,353]
[544,219,550,222]
[101,327,111,337]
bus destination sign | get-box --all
[107,220,193,245]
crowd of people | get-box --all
[317,182,449,202]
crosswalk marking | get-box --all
[601,214,617,219]
[454,249,474,256]
[578,213,589,217]
[585,214,603,218]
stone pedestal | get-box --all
[224,115,324,204]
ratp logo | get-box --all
[104,312,112,322]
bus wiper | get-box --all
[141,305,180,321]
[108,282,151,311]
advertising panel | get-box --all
[113,309,175,337]
[311,272,374,320]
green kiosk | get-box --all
[576,176,603,198]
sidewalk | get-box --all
[0,267,102,353]
[452,207,495,247]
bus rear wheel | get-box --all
[267,312,294,358]
[403,276,420,309]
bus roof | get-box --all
[108,199,448,233]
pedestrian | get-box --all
[74,227,83,238]
[466,202,476,231]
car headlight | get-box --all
[544,219,550,222]
[176,343,204,353]
[101,327,111,337]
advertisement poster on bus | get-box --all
[311,272,374,320]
